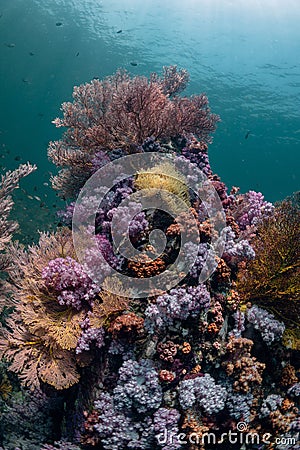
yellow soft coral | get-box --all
[134,162,190,214]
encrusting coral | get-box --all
[0,67,299,449]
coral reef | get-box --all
[0,68,298,450]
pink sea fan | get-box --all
[48,66,219,197]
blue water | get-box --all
[0,0,299,237]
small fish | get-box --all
[5,43,15,48]
[130,61,138,66]
[75,52,79,57]
[34,186,38,191]
[14,156,21,161]
[22,78,30,83]
[244,130,251,139]
[29,51,34,56]
[34,196,41,201]
[27,195,33,200]
[40,202,46,208]
[56,22,63,26]
[43,182,49,186]
[116,29,122,34]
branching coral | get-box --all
[84,392,158,450]
[144,284,210,333]
[226,389,253,422]
[113,359,162,414]
[229,190,274,231]
[128,254,166,278]
[280,364,298,388]
[42,256,99,310]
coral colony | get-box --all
[0,67,299,450]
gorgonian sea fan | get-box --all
[237,194,300,328]
[0,163,37,303]
[0,229,83,390]
[2,66,299,449]
[48,66,219,197]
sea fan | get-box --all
[0,229,87,389]
[237,194,300,329]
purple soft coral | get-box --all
[42,256,99,309]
